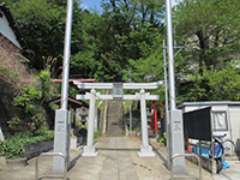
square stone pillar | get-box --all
[170,110,186,174]
[138,89,155,157]
[82,89,98,157]
[53,109,70,173]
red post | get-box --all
[150,102,154,131]
[154,105,158,132]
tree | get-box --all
[5,0,83,77]
[86,0,165,81]
[8,70,57,132]
[179,66,240,102]
[174,0,240,74]
[172,0,240,103]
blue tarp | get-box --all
[191,145,230,169]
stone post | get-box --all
[138,89,155,157]
[82,89,97,156]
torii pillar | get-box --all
[138,89,155,157]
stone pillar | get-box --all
[94,105,98,130]
[138,89,155,157]
[82,89,97,156]
[170,110,186,174]
[53,109,70,173]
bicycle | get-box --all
[209,134,235,174]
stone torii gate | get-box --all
[73,81,163,157]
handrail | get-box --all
[170,153,202,180]
[35,152,68,180]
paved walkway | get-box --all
[0,137,171,180]
[213,160,240,180]
[68,137,170,180]
[0,136,225,180]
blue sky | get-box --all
[81,0,103,12]
[80,0,180,12]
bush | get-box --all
[9,69,57,133]
[0,130,53,159]
[158,133,167,146]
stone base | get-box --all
[138,145,155,157]
[82,146,98,157]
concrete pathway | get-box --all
[68,136,170,180]
[213,161,240,180]
[0,136,223,180]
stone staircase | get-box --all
[106,101,124,136]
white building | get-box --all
[181,101,240,153]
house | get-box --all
[0,3,22,53]
[181,101,240,154]
[0,3,30,140]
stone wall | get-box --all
[0,39,30,135]
[0,33,20,54]
[24,141,53,160]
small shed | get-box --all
[180,101,240,153]
[48,96,89,127]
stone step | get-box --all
[171,177,198,180]
[106,101,124,136]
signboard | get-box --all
[112,83,123,100]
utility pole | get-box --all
[163,40,170,167]
[166,0,176,110]
[165,0,186,174]
[53,0,73,173]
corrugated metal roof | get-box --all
[180,101,240,108]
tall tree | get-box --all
[174,0,240,73]
[5,0,83,77]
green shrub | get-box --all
[9,69,57,133]
[0,130,54,159]
[94,130,101,141]
[158,133,167,146]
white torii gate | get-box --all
[73,81,163,157]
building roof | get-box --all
[180,101,240,108]
[0,3,23,48]
[48,96,89,109]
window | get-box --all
[212,111,228,131]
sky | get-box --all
[81,0,103,13]
[81,0,181,13]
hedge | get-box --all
[0,130,53,159]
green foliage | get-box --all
[0,130,54,159]
[171,0,240,103]
[122,101,134,113]
[174,0,240,72]
[9,70,56,133]
[94,130,101,142]
[4,0,240,106]
[158,133,167,146]
[179,66,240,102]
[206,67,240,101]
[5,0,66,72]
